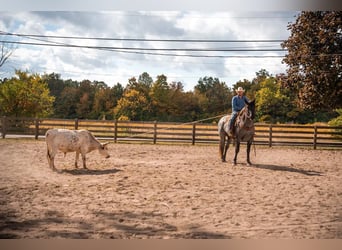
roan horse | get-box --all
[218,100,255,165]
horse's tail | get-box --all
[219,118,225,132]
[218,116,225,133]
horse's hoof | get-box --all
[221,159,226,163]
[232,162,237,166]
[247,161,252,166]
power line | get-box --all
[2,34,339,59]
[1,30,287,58]
[0,31,286,43]
[0,40,287,53]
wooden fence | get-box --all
[1,116,342,149]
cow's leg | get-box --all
[47,148,51,167]
[81,153,87,169]
[75,152,79,168]
[246,140,252,166]
[233,140,240,165]
[47,148,58,171]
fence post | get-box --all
[114,120,118,143]
[192,123,196,145]
[74,118,79,130]
[35,118,39,140]
[1,116,7,139]
[269,124,273,147]
[153,121,157,144]
[313,125,317,150]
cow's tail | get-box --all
[47,148,51,160]
[46,144,51,161]
[46,132,51,162]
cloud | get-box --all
[0,11,298,90]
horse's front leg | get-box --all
[246,140,253,166]
[219,133,227,162]
[233,139,240,165]
[223,136,230,162]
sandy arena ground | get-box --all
[0,139,341,239]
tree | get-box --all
[195,76,232,118]
[169,87,201,122]
[150,74,170,121]
[114,89,150,121]
[255,76,294,123]
[127,74,151,98]
[138,72,153,92]
[92,83,124,120]
[0,70,55,117]
[75,80,95,119]
[233,70,270,100]
[281,11,342,110]
[0,41,14,69]
[43,73,69,117]
[56,86,79,118]
[167,81,190,121]
[328,109,342,127]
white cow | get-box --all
[45,129,110,171]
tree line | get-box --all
[0,69,338,124]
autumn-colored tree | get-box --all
[167,81,197,121]
[127,74,151,97]
[114,89,150,120]
[281,11,342,110]
[328,109,342,127]
[0,70,55,117]
[255,76,294,123]
[92,83,124,119]
[233,69,271,100]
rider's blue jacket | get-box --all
[232,95,249,113]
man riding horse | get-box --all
[228,86,250,137]
[218,87,255,164]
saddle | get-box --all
[226,110,245,137]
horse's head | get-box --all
[246,100,255,120]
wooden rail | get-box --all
[1,117,342,149]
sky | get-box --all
[0,11,300,91]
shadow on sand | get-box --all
[253,164,323,176]
[61,168,121,176]
[0,209,230,239]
